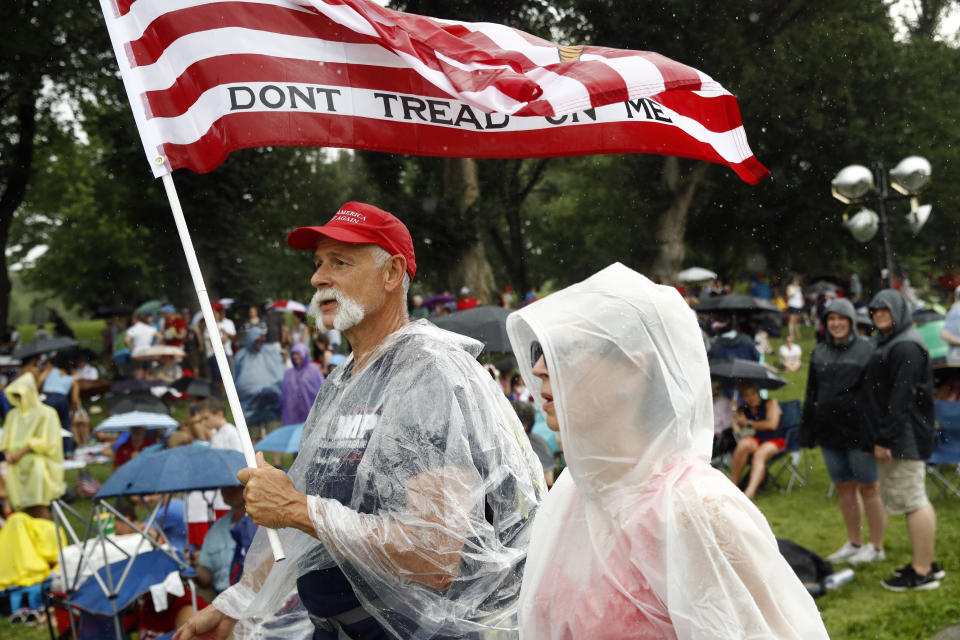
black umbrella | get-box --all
[933,363,960,384]
[914,308,945,324]
[92,304,135,319]
[804,281,839,296]
[106,391,171,415]
[170,376,216,398]
[708,358,787,390]
[431,305,513,353]
[12,337,80,361]
[694,294,780,315]
[494,356,518,375]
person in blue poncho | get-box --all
[233,325,284,440]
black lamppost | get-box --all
[831,157,932,288]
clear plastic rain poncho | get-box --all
[215,320,544,638]
[1,373,65,510]
[507,264,828,639]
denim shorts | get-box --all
[821,446,878,484]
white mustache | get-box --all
[309,288,365,331]
[314,288,343,304]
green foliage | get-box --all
[7,0,960,306]
[16,96,376,311]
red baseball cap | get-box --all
[286,202,417,280]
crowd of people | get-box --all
[694,272,946,593]
[0,201,956,637]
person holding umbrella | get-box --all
[800,298,885,566]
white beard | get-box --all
[309,288,366,332]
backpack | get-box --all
[777,537,834,598]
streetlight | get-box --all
[831,156,932,287]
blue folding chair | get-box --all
[927,401,960,499]
[767,400,808,493]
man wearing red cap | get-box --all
[177,203,543,640]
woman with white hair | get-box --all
[507,263,828,639]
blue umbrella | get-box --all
[254,423,304,454]
[97,446,246,498]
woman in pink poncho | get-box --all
[506,263,828,639]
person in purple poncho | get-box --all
[280,343,325,425]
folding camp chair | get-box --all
[49,496,198,640]
[926,400,960,500]
[48,446,247,639]
[767,400,808,493]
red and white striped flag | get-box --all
[99,0,768,184]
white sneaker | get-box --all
[847,543,886,565]
[827,541,861,563]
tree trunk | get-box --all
[484,158,549,296]
[444,158,496,304]
[650,158,708,283]
[0,94,38,332]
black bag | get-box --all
[776,538,834,598]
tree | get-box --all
[15,91,377,313]
[0,1,113,329]
[364,0,564,301]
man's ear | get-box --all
[383,255,407,292]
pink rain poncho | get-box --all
[507,263,828,639]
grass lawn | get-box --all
[2,326,958,639]
[762,325,960,639]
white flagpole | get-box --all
[161,173,286,562]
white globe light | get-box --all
[832,165,874,201]
[907,204,932,234]
[844,208,879,242]
[890,156,932,193]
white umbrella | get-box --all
[94,411,179,433]
[132,345,186,360]
[270,300,308,313]
[677,267,718,283]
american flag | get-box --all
[99,0,768,184]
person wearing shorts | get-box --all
[862,290,939,592]
[801,298,885,565]
[730,382,784,500]
[786,277,805,341]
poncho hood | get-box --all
[507,263,713,505]
[4,372,42,411]
[823,297,858,348]
[243,324,266,349]
[869,289,913,343]
[508,265,828,640]
[290,342,311,368]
